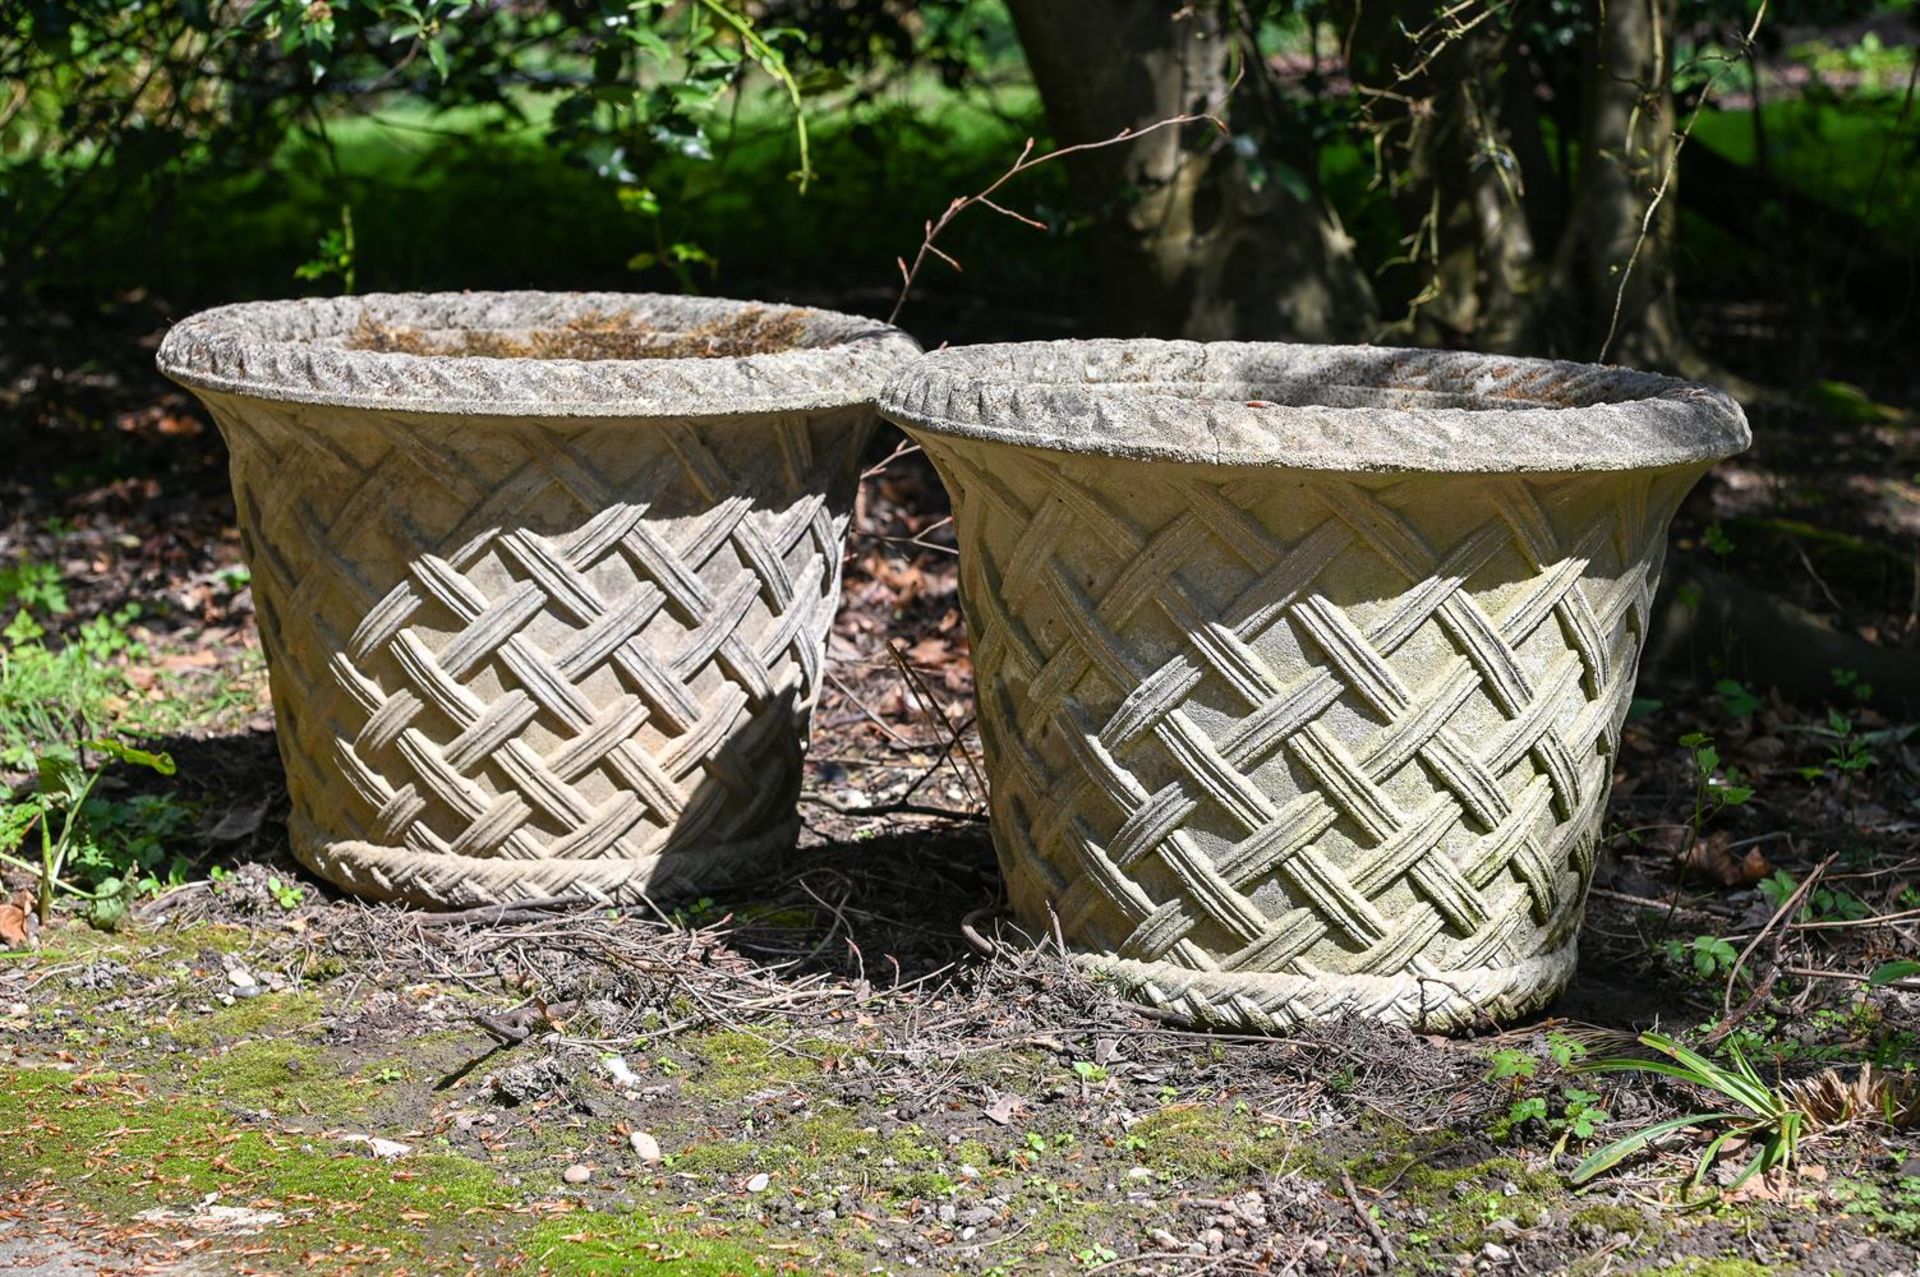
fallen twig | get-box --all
[1341,1169,1398,1269]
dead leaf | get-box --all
[0,890,37,950]
[208,801,267,842]
[983,1091,1022,1126]
[903,637,949,666]
[1677,832,1772,888]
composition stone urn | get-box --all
[880,341,1749,1031]
[159,292,919,909]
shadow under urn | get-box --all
[880,341,1750,1032]
[159,292,920,909]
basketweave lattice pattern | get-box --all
[927,442,1696,1025]
[212,398,869,908]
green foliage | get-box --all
[1757,870,1871,923]
[1869,960,1920,987]
[0,562,70,617]
[5,0,1006,297]
[1677,733,1754,838]
[1486,1034,1608,1153]
[1487,1048,1537,1084]
[1573,1033,1807,1196]
[265,875,307,911]
[0,573,144,768]
[1834,1175,1920,1238]
[294,204,357,293]
[1665,934,1739,981]
[0,739,179,925]
[1712,678,1759,720]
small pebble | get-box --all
[745,1172,770,1194]
[227,967,257,990]
[563,1164,592,1185]
[629,1131,662,1163]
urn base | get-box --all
[1080,943,1578,1033]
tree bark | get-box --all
[1552,0,1686,368]
[1340,2,1551,352]
[1005,0,1375,342]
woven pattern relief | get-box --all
[928,442,1697,1030]
[213,397,869,908]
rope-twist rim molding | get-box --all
[158,291,922,419]
[162,292,920,910]
[882,342,1750,1032]
[880,339,1750,475]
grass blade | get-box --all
[1570,1112,1736,1184]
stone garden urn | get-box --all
[880,341,1749,1031]
[160,292,918,909]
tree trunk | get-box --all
[1552,0,1687,368]
[1005,0,1375,342]
[1340,3,1551,352]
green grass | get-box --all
[1693,97,1920,242]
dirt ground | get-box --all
[2,297,1919,1275]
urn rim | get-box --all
[157,291,921,419]
[878,339,1750,475]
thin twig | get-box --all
[1598,0,1770,362]
[888,82,1236,324]
[886,638,987,805]
[1722,853,1829,1018]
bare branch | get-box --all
[887,74,1240,325]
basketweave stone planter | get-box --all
[880,341,1749,1032]
[159,292,919,909]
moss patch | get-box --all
[165,989,325,1049]
[1125,1103,1296,1178]
[0,1067,522,1269]
[679,1028,826,1101]
[522,1210,809,1275]
[1637,1260,1773,1277]
[1572,1200,1657,1237]
[182,1038,375,1117]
